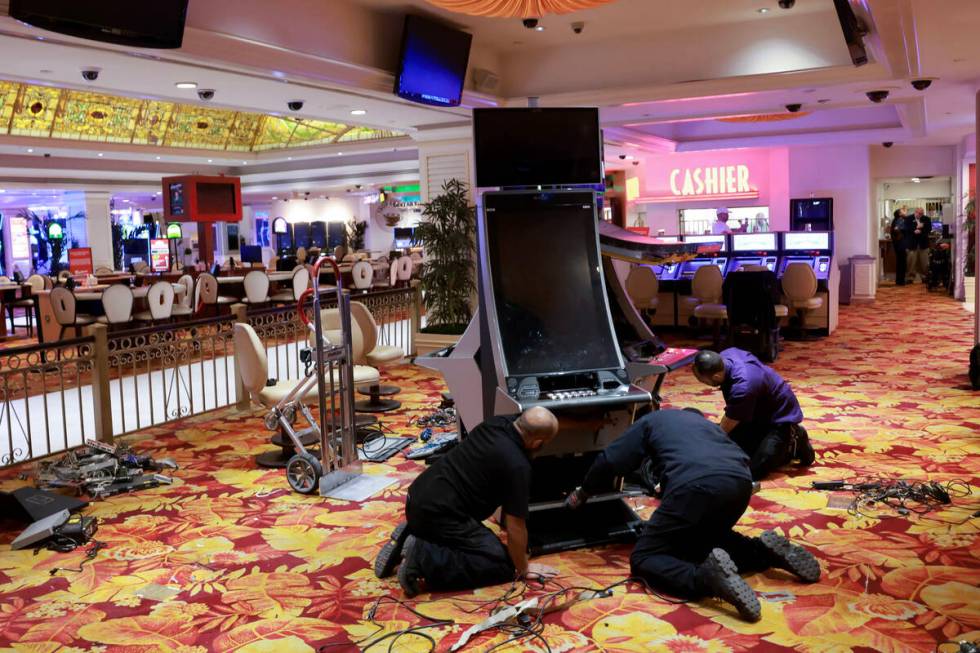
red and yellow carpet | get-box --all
[1,283,978,652]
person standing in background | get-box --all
[910,208,932,283]
[890,208,909,285]
[712,208,733,235]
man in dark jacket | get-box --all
[693,348,814,480]
[910,208,933,283]
[565,409,820,622]
[891,207,910,285]
[374,407,559,596]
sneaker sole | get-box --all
[760,531,820,583]
[706,549,761,622]
[374,522,408,579]
[397,536,421,598]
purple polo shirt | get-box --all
[721,348,803,426]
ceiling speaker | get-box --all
[472,68,500,92]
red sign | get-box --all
[68,248,94,275]
[150,239,170,272]
[626,226,650,236]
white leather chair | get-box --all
[241,270,270,304]
[171,275,195,317]
[352,261,373,290]
[270,268,309,303]
[134,281,174,322]
[350,301,405,412]
[50,287,97,340]
[689,265,728,349]
[396,256,413,286]
[97,284,134,325]
[94,266,114,276]
[10,274,44,336]
[625,266,659,315]
[782,263,824,337]
[197,273,236,314]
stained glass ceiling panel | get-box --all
[0,80,402,152]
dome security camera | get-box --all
[866,90,889,103]
[786,103,803,113]
[632,161,639,166]
[910,79,932,91]
[197,89,215,101]
[288,100,304,111]
[618,154,627,160]
[81,68,100,81]
[571,22,584,34]
[778,0,795,7]
[882,142,894,148]
[522,18,539,29]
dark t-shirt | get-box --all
[721,348,803,426]
[582,409,751,497]
[408,415,532,521]
[912,215,932,249]
[891,215,909,250]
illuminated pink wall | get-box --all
[633,146,790,234]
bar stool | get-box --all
[350,301,404,413]
[96,284,134,327]
[133,281,174,323]
[171,275,195,318]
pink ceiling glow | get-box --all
[424,0,617,17]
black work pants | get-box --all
[629,474,770,599]
[894,244,907,285]
[405,496,515,592]
[729,422,795,480]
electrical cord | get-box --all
[813,477,975,521]
[49,540,105,575]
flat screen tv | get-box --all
[394,15,472,107]
[790,197,833,230]
[293,223,311,249]
[393,227,415,248]
[310,221,327,248]
[10,0,189,49]
[328,222,346,249]
[240,245,263,264]
[485,191,621,377]
[474,108,603,188]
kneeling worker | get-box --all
[375,406,559,597]
[693,348,814,480]
[565,408,820,621]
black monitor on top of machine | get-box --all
[778,231,834,279]
[727,232,780,274]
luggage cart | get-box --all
[265,256,360,496]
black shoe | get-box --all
[793,426,815,467]
[700,548,761,622]
[397,535,425,598]
[374,521,409,579]
[759,530,820,583]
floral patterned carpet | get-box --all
[1,282,978,653]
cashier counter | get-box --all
[646,231,838,335]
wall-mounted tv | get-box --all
[10,0,189,49]
[394,15,472,107]
[790,197,833,231]
[474,108,603,188]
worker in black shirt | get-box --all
[565,409,820,621]
[374,407,559,597]
[891,208,910,285]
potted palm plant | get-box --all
[413,178,476,356]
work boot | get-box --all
[699,548,761,622]
[374,521,409,579]
[397,536,426,598]
[759,530,820,583]
[793,425,816,467]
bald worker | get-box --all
[375,407,560,597]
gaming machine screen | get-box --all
[486,192,621,377]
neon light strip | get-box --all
[636,191,759,203]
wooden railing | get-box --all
[0,286,420,467]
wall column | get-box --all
[84,191,113,269]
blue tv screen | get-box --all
[395,15,472,107]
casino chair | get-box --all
[687,265,728,349]
[352,260,373,291]
[625,265,659,318]
[781,262,823,339]
[241,270,270,305]
[197,273,236,315]
[724,270,787,362]
[349,301,405,413]
[235,322,380,468]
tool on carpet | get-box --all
[33,439,177,499]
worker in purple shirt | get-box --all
[693,348,815,480]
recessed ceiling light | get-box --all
[625,155,635,160]
[175,82,198,89]
[242,161,247,165]
[911,177,921,183]
[757,7,770,13]
[272,196,278,200]
[338,152,343,156]
[207,159,213,163]
[97,152,103,157]
[534,25,545,31]
[27,148,34,153]
[155,156,161,160]
[0,189,5,193]
[350,109,367,116]
[287,157,292,160]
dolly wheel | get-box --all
[286,452,322,494]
